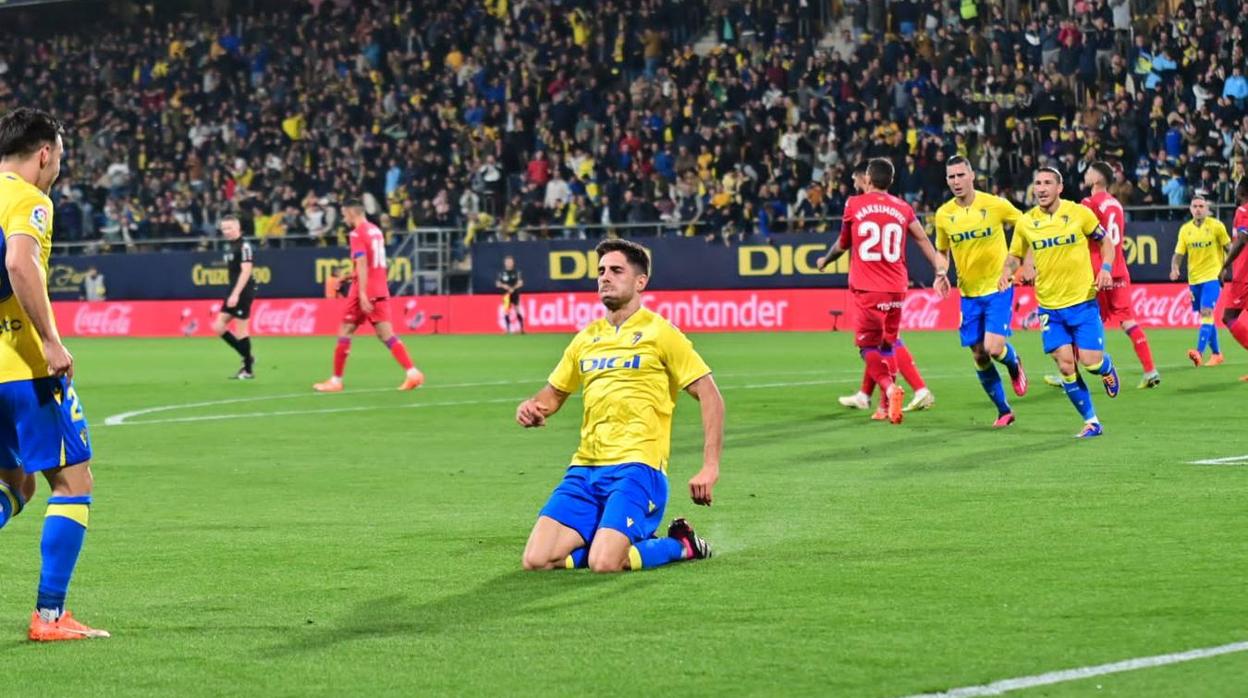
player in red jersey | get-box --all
[816,159,950,424]
[1080,162,1160,389]
[1218,178,1248,381]
[837,161,935,417]
[314,200,424,392]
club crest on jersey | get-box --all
[29,206,49,234]
[580,355,642,372]
[631,332,642,345]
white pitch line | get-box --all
[1188,454,1248,465]
[899,640,1248,698]
[103,378,863,427]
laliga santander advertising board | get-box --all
[56,284,1229,338]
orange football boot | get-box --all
[398,368,425,391]
[28,611,110,641]
[313,378,344,392]
[1205,353,1224,366]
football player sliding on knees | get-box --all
[816,158,950,425]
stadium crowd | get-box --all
[0,0,1244,253]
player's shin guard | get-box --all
[221,331,244,357]
[0,481,25,531]
[1060,373,1097,421]
[1208,323,1222,355]
[1197,322,1212,355]
[975,361,1010,416]
[332,337,351,378]
[1231,314,1248,350]
[893,341,926,390]
[993,343,1020,374]
[1084,354,1116,377]
[564,548,588,569]
[37,495,91,618]
[1125,325,1156,373]
[627,538,687,570]
[384,337,415,371]
[861,349,895,390]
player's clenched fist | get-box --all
[515,399,546,428]
[688,467,718,506]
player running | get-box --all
[1045,163,1160,389]
[837,161,936,417]
[211,215,257,379]
[1000,167,1119,438]
[933,156,1028,428]
[817,158,950,424]
[496,255,525,334]
[1172,193,1231,367]
[313,200,424,392]
[0,108,108,640]
[1217,179,1248,381]
[517,239,723,572]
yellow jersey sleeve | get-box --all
[1008,219,1029,258]
[933,205,951,252]
[1175,224,1190,255]
[2,190,52,244]
[1215,220,1230,247]
[994,196,1024,227]
[1075,202,1101,238]
[547,334,583,394]
[658,323,711,390]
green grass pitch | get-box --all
[0,329,1245,697]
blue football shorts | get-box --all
[1189,280,1221,312]
[0,376,93,474]
[1037,299,1106,354]
[959,287,1015,347]
[539,462,668,545]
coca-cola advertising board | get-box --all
[55,284,1228,338]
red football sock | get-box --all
[1230,314,1248,350]
[863,350,896,391]
[859,368,875,397]
[385,337,415,370]
[894,343,926,391]
[333,337,351,378]
[1125,324,1156,373]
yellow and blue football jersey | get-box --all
[547,308,711,471]
[1176,218,1230,285]
[0,172,55,383]
[934,191,1023,298]
[1010,200,1102,310]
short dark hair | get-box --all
[946,155,972,170]
[596,238,651,276]
[1089,161,1115,185]
[851,161,869,175]
[343,198,364,210]
[1035,166,1063,185]
[867,158,894,190]
[0,108,64,160]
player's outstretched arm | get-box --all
[684,373,723,507]
[1221,236,1246,282]
[516,384,569,428]
[907,220,950,296]
[5,234,71,377]
[999,254,1023,291]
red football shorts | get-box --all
[1096,280,1135,327]
[852,290,904,348]
[344,296,393,326]
[1227,280,1248,312]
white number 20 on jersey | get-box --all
[857,221,904,263]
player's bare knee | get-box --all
[521,550,558,571]
[970,345,990,365]
[45,462,92,497]
[587,553,626,573]
[982,336,1005,357]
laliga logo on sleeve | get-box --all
[29,206,49,235]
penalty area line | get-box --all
[899,640,1248,698]
[1188,454,1248,465]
